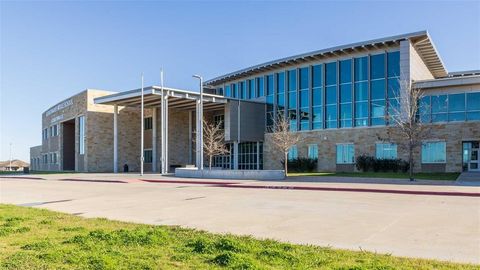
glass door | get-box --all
[468,148,480,172]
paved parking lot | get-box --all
[1,174,479,264]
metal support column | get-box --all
[233,141,239,170]
[165,95,169,173]
[113,104,118,173]
[195,100,201,168]
[152,107,157,172]
[256,141,260,170]
[188,110,192,164]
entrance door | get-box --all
[468,148,480,172]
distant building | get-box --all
[0,159,29,171]
[30,31,480,173]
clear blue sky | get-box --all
[1,1,479,162]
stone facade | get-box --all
[264,121,480,173]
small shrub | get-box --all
[282,158,318,173]
[356,155,410,173]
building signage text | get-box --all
[46,99,73,116]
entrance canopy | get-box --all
[94,85,228,174]
[94,86,227,110]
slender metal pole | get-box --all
[192,75,204,170]
[199,77,203,170]
[140,73,144,176]
[160,70,165,174]
[113,105,118,173]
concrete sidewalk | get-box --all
[1,175,479,264]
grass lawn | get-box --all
[0,171,23,175]
[288,172,460,181]
[0,204,475,269]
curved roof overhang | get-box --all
[205,30,447,86]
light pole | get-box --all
[192,75,203,170]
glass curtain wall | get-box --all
[266,75,274,131]
[276,72,286,119]
[256,77,264,97]
[339,59,352,127]
[299,67,310,130]
[354,56,368,126]
[325,62,337,128]
[256,51,403,131]
[248,79,255,99]
[312,65,323,129]
[421,92,480,123]
[370,53,386,126]
[387,51,400,122]
[287,69,298,131]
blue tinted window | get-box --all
[419,96,431,123]
[300,108,309,131]
[387,51,400,77]
[387,78,400,98]
[277,72,285,93]
[432,113,447,122]
[300,67,309,89]
[312,107,322,121]
[288,92,297,109]
[354,82,368,101]
[326,62,337,86]
[312,65,323,87]
[355,102,368,118]
[277,93,285,107]
[239,81,246,99]
[467,112,480,120]
[288,69,297,91]
[312,88,322,106]
[266,96,274,106]
[354,56,368,81]
[231,84,237,98]
[432,95,448,113]
[370,54,385,79]
[371,79,385,100]
[326,105,337,128]
[422,142,446,163]
[248,79,255,99]
[340,59,352,84]
[266,75,274,95]
[225,85,231,97]
[449,93,465,112]
[326,86,337,104]
[300,90,309,108]
[340,84,352,103]
[257,77,264,97]
[340,104,352,125]
[467,92,480,111]
[371,100,385,118]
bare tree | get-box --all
[383,78,431,181]
[268,115,300,177]
[202,119,229,170]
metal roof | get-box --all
[205,30,448,85]
[447,70,480,77]
[94,86,228,111]
[414,74,480,89]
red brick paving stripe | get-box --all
[0,176,45,180]
[212,184,480,198]
[141,179,240,185]
[59,179,128,184]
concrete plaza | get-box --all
[0,173,479,264]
